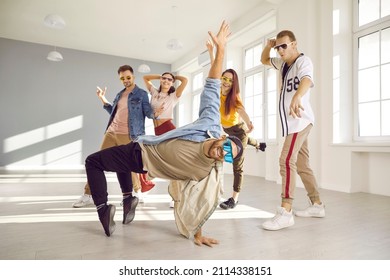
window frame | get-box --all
[353,0,390,141]
[191,70,204,122]
[242,36,278,143]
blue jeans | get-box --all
[85,142,145,206]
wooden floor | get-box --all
[0,170,389,260]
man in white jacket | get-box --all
[260,30,325,231]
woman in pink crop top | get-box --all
[142,72,188,207]
[143,72,188,136]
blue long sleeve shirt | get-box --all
[136,78,222,144]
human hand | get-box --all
[154,102,165,118]
[96,86,107,98]
[194,235,219,247]
[289,95,304,118]
[267,38,276,49]
[206,38,214,52]
[208,20,231,50]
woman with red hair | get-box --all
[207,40,266,209]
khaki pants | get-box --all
[84,132,141,195]
[279,124,320,205]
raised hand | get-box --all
[96,86,107,98]
[208,20,231,50]
[96,86,109,105]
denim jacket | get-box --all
[103,85,154,139]
[136,78,222,144]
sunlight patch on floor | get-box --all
[0,194,273,224]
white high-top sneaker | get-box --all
[262,206,295,231]
[72,194,94,208]
[294,201,325,218]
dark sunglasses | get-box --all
[273,41,294,51]
[119,76,132,81]
[161,76,174,82]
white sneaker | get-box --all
[295,201,325,218]
[133,192,144,204]
[72,194,94,208]
[262,207,295,231]
[169,200,174,208]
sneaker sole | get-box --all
[72,202,94,208]
[102,205,116,237]
[219,203,237,210]
[123,197,139,224]
[262,220,295,231]
[294,212,325,218]
[219,203,230,210]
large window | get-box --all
[243,40,277,142]
[355,0,390,139]
[191,71,204,121]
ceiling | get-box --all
[0,0,281,65]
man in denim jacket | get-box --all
[85,21,240,247]
[72,65,158,208]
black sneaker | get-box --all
[219,197,238,210]
[122,196,139,224]
[256,142,267,152]
[97,204,116,237]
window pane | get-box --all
[358,67,380,102]
[359,32,380,69]
[192,72,203,91]
[245,49,254,70]
[359,102,381,136]
[254,72,263,94]
[381,27,390,64]
[253,44,262,68]
[268,90,277,115]
[333,77,340,113]
[382,63,390,99]
[245,75,254,97]
[267,69,277,91]
[245,97,254,118]
[253,95,263,117]
[267,115,277,139]
[359,0,380,26]
[178,103,185,127]
[382,100,390,135]
[252,116,263,139]
[381,0,390,18]
[192,93,200,121]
